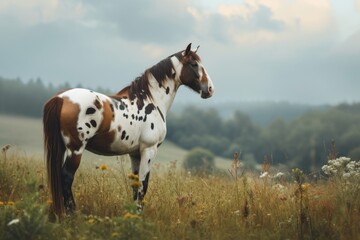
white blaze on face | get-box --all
[204,66,214,95]
[199,62,214,97]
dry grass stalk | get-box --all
[228,151,241,179]
[262,154,271,173]
[328,140,337,160]
[1,144,11,162]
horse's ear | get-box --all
[185,43,192,56]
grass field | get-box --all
[0,150,359,239]
[1,114,360,239]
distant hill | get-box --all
[172,101,331,126]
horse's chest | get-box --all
[107,105,166,154]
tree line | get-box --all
[167,104,360,171]
[0,76,110,117]
[1,76,360,171]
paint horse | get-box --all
[43,43,214,217]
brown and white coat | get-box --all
[43,43,214,217]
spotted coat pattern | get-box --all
[43,43,214,215]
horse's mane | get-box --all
[115,55,176,103]
[114,50,201,108]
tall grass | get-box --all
[0,148,359,239]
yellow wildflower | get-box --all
[0,201,4,206]
[131,181,142,189]
[88,218,95,224]
[123,212,140,220]
[111,232,119,238]
[7,201,15,206]
[127,173,139,180]
[301,183,311,191]
[100,164,108,170]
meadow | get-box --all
[0,114,360,239]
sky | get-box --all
[0,0,359,105]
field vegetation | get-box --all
[1,147,359,240]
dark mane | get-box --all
[115,57,174,103]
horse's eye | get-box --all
[190,62,198,68]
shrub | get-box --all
[183,147,215,174]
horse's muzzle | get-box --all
[200,86,214,99]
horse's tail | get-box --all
[43,96,65,218]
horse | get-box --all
[43,43,214,217]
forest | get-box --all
[1,76,360,171]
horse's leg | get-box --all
[137,146,157,206]
[61,153,82,213]
[130,153,140,201]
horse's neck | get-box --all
[148,76,180,117]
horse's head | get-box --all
[172,43,214,99]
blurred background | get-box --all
[1,0,360,172]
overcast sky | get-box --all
[0,0,359,105]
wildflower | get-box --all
[343,173,351,178]
[292,168,305,184]
[88,218,95,224]
[131,181,142,189]
[123,212,140,220]
[322,156,360,178]
[128,173,139,180]
[100,164,108,170]
[301,183,311,191]
[112,232,119,238]
[260,172,269,179]
[0,201,4,206]
[7,219,20,226]
[7,201,15,206]
[274,172,285,179]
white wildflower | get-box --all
[274,172,285,179]
[7,218,20,226]
[260,172,269,178]
[322,156,360,178]
[343,173,351,178]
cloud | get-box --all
[86,0,195,44]
[214,0,333,45]
[0,0,86,25]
